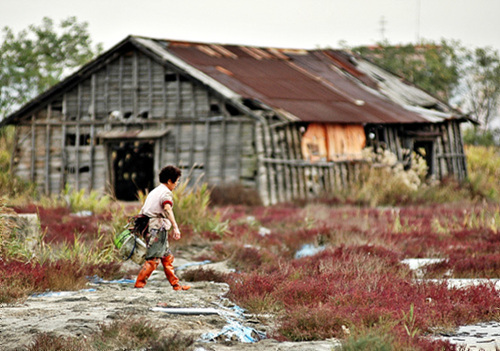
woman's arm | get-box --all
[164,203,181,240]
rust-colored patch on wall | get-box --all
[302,123,366,162]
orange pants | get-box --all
[134,254,190,290]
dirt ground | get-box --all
[0,254,341,351]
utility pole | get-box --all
[379,16,387,42]
[416,0,421,43]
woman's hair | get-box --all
[159,165,182,184]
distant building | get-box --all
[0,36,469,204]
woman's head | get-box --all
[159,165,182,185]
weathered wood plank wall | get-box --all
[12,48,259,197]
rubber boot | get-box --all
[134,259,159,288]
[161,255,190,291]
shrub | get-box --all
[347,148,427,206]
[181,267,228,283]
[465,145,500,201]
[149,332,195,351]
[341,330,393,351]
[0,126,37,202]
[173,176,228,236]
[26,333,88,351]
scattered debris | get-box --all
[294,244,325,259]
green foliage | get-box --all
[0,16,102,118]
[353,39,461,102]
[342,331,393,351]
[463,126,500,147]
[465,145,500,201]
[173,176,229,235]
[0,126,37,200]
[63,184,112,214]
[459,47,500,129]
[353,40,500,130]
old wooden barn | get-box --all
[0,36,469,204]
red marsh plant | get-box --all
[13,204,112,244]
[0,258,121,303]
[225,243,500,349]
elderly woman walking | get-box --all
[134,165,190,291]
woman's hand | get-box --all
[172,227,181,240]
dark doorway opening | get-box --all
[111,140,155,201]
[413,140,435,177]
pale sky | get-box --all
[1,0,500,52]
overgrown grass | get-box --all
[339,146,500,206]
[173,175,229,242]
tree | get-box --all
[352,40,462,103]
[0,17,102,119]
[353,40,500,136]
[458,47,500,130]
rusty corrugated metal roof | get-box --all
[2,36,464,127]
[156,39,459,124]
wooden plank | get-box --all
[31,115,36,183]
[45,104,52,194]
[119,56,124,112]
[148,58,153,116]
[220,119,227,182]
[236,120,243,181]
[89,73,97,191]
[76,84,82,190]
[61,94,68,191]
[174,122,181,165]
[133,51,138,117]
[162,66,167,118]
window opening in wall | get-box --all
[110,140,155,201]
[225,103,240,116]
[66,134,77,146]
[165,73,177,82]
[165,73,190,82]
[52,100,63,112]
[243,99,261,110]
[210,103,221,115]
[79,134,91,146]
[66,133,92,146]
